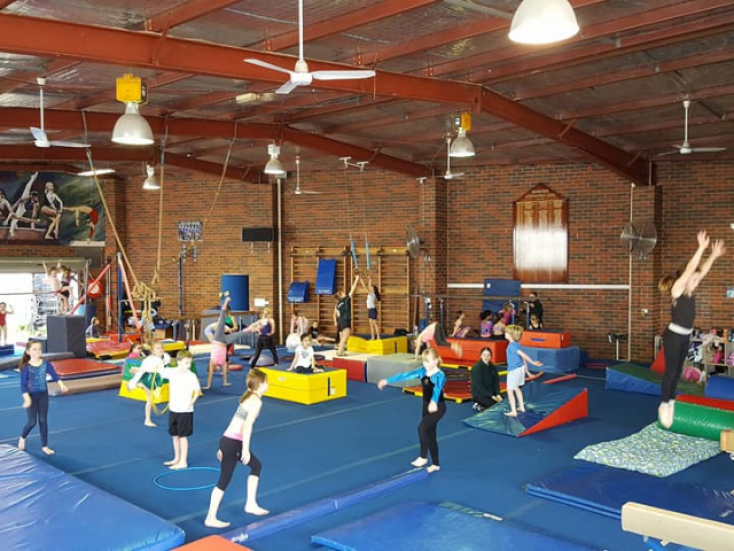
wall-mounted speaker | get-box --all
[241,227,274,242]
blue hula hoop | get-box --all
[153,466,221,491]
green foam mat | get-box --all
[610,363,704,396]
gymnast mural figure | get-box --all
[6,172,41,238]
[63,205,99,240]
[0,189,13,223]
[41,181,63,240]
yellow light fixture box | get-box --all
[116,73,148,104]
[460,112,472,132]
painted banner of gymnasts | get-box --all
[0,171,105,245]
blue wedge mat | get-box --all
[316,258,337,295]
[523,346,580,373]
[222,469,428,545]
[312,501,596,551]
[463,383,583,437]
[705,375,734,400]
[0,444,184,550]
[526,463,734,522]
[287,281,310,303]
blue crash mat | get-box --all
[312,502,595,551]
[526,463,734,522]
[0,445,184,550]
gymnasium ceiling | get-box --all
[1,0,734,186]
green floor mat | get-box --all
[574,423,721,478]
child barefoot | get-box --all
[377,348,446,474]
[288,334,323,373]
[18,340,68,455]
[128,342,171,427]
[205,295,244,390]
[504,325,543,417]
[205,369,270,528]
[160,350,201,470]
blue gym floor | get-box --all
[1,358,733,551]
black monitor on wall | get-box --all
[241,227,274,242]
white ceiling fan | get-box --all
[244,0,376,95]
[660,100,726,156]
[442,135,464,180]
[294,155,322,195]
[31,77,91,148]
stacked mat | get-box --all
[605,363,704,396]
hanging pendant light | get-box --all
[509,0,579,45]
[264,143,286,175]
[142,164,160,190]
[112,102,154,146]
[449,128,475,158]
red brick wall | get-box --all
[12,161,730,361]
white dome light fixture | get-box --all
[112,102,154,146]
[509,0,579,45]
[264,143,286,176]
[449,128,476,158]
[142,164,160,190]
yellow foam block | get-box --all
[347,335,408,355]
[722,429,734,452]
[259,367,347,405]
[118,380,170,404]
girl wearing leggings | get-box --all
[378,348,446,473]
[205,369,269,528]
[18,340,68,455]
[658,230,725,428]
[248,308,278,368]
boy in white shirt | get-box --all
[160,350,201,470]
[288,334,323,374]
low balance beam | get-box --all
[721,429,734,453]
[621,502,734,551]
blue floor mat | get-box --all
[312,501,596,550]
[526,463,734,521]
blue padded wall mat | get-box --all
[316,259,337,295]
[287,281,310,303]
[526,463,734,522]
[311,501,596,551]
[0,444,185,550]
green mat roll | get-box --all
[665,401,734,441]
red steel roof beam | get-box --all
[165,152,262,182]
[146,0,243,33]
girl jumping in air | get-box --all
[377,348,446,473]
[658,230,725,428]
[18,340,68,455]
[205,369,270,528]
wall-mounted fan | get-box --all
[658,100,726,156]
[244,0,375,95]
[406,225,429,261]
[31,77,90,148]
[621,220,657,259]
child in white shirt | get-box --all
[160,350,201,470]
[288,334,323,374]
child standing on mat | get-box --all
[18,340,68,455]
[471,347,503,412]
[504,325,543,418]
[0,301,13,346]
[359,276,381,340]
[377,348,446,473]
[658,230,725,428]
[160,350,201,470]
[248,307,278,368]
[128,341,171,427]
[288,333,323,374]
[205,369,270,528]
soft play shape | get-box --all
[705,375,734,401]
[315,258,337,295]
[259,364,346,405]
[605,363,703,396]
[287,281,309,303]
[464,383,587,437]
[665,400,734,441]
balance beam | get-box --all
[621,502,734,551]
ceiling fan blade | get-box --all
[244,58,294,76]
[34,139,50,148]
[690,147,726,153]
[49,140,91,148]
[655,150,679,157]
[275,80,299,95]
[30,126,47,141]
[312,70,376,81]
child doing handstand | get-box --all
[205,295,246,390]
[504,325,543,417]
[378,348,446,473]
